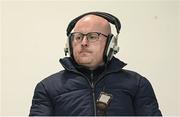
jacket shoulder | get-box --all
[35,70,68,96]
[37,70,65,85]
[43,70,65,81]
[121,69,150,82]
[119,69,154,92]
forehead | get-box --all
[73,15,111,34]
[77,15,109,24]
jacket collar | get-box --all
[59,57,127,73]
[106,57,127,73]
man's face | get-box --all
[72,15,111,70]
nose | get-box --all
[81,36,88,47]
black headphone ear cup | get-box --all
[103,34,114,62]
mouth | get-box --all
[80,50,92,54]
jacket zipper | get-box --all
[63,67,97,115]
[91,71,97,116]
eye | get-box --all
[75,35,82,40]
[88,33,98,40]
[89,35,96,40]
[73,33,83,41]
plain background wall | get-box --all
[0,0,180,115]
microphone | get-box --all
[96,92,112,116]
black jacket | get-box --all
[29,57,162,116]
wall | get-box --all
[0,0,179,115]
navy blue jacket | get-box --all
[29,57,162,116]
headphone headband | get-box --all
[66,11,121,36]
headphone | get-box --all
[64,11,121,62]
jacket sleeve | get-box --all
[29,82,54,116]
[133,77,162,116]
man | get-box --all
[29,12,162,116]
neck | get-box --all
[76,62,106,83]
[87,62,105,71]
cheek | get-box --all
[72,44,79,55]
[95,42,106,56]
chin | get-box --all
[79,60,91,64]
[78,58,92,64]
